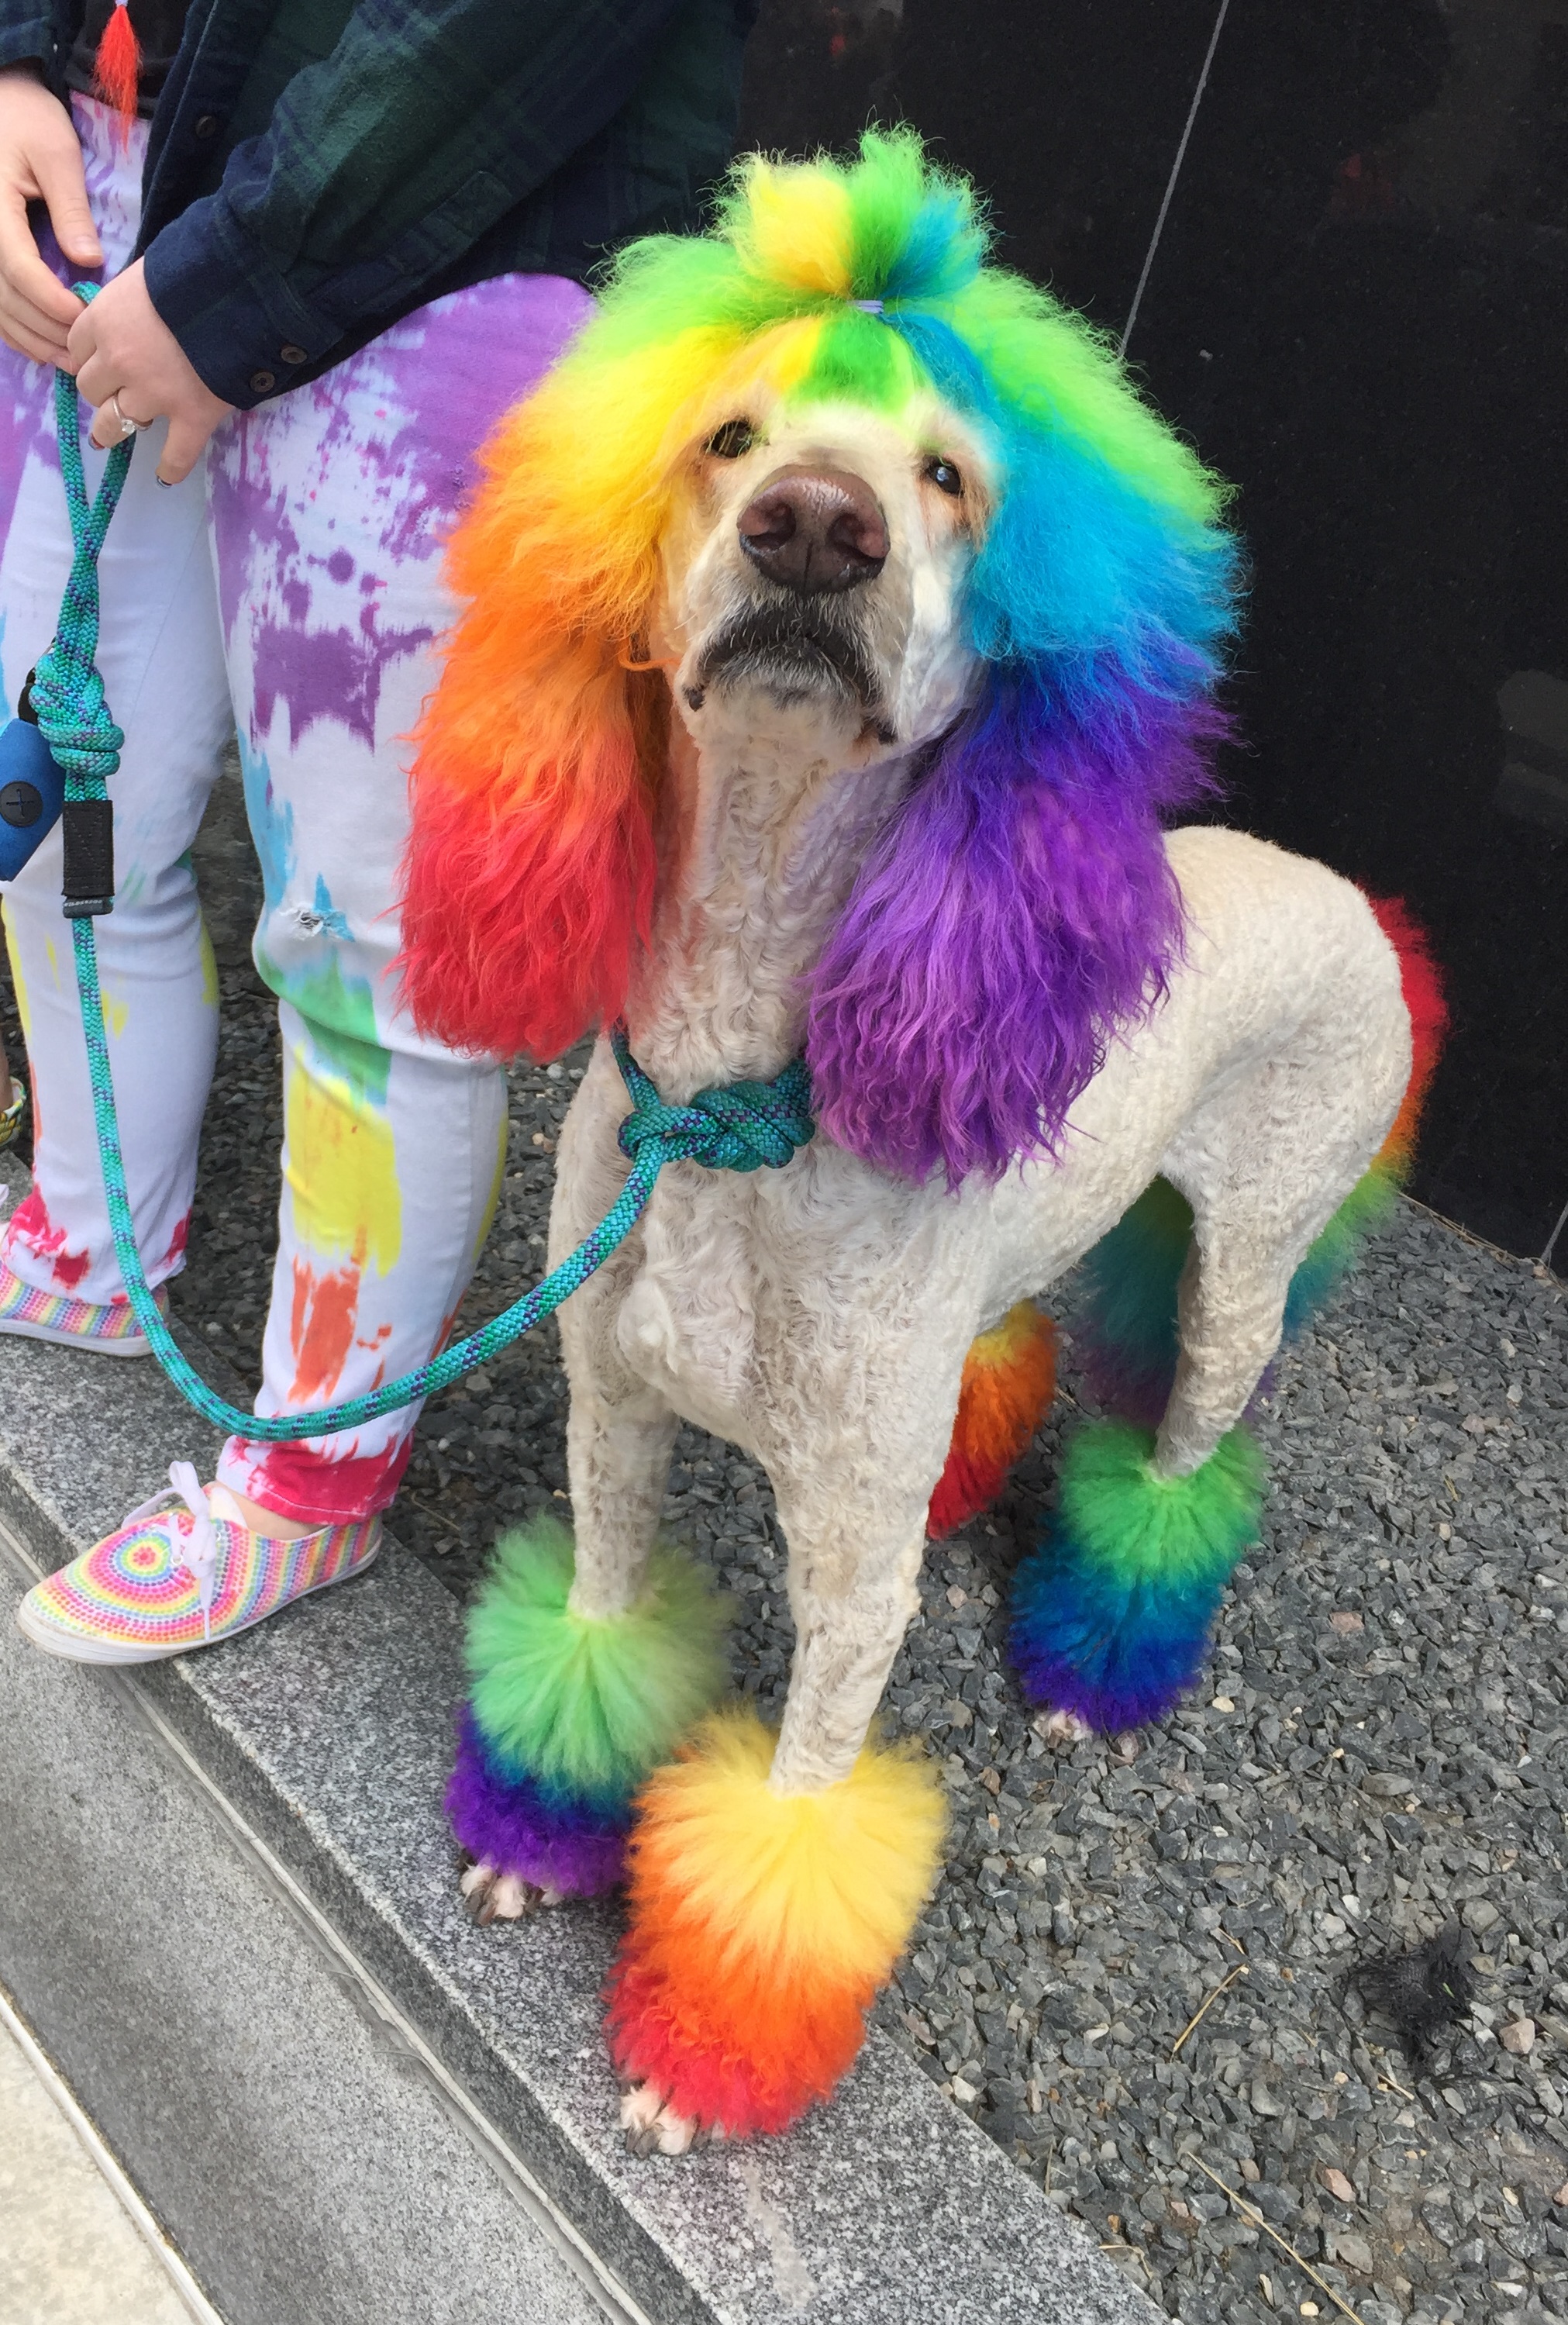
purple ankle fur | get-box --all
[446,1711,629,1897]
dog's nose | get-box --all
[737,466,889,595]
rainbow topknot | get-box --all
[446,1520,729,1897]
[608,1708,945,2136]
[1010,1419,1266,1733]
[404,126,1239,1188]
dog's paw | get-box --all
[619,2080,715,2158]
[458,1857,563,1925]
[1033,1706,1094,1746]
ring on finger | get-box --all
[105,392,146,440]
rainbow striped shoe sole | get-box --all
[0,1256,167,1357]
[16,1496,381,1665]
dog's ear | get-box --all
[807,667,1224,1185]
[810,297,1236,1187]
[399,404,660,1062]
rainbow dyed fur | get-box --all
[447,1520,728,1900]
[1011,1421,1265,1730]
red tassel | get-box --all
[92,1,141,137]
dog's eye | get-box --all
[924,456,963,497]
[706,419,757,460]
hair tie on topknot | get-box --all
[853,298,884,315]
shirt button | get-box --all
[193,113,220,139]
[249,370,276,395]
[278,343,307,366]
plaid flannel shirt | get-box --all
[0,0,756,404]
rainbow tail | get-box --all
[445,1520,728,1897]
[928,1302,1056,1538]
[607,1710,944,2136]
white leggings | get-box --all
[0,98,589,1522]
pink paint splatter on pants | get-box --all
[5,1188,91,1291]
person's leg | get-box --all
[18,268,592,1663]
[208,274,592,1531]
[0,98,231,1341]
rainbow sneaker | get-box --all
[15,1463,381,1665]
[0,1254,168,1357]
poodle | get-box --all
[399,130,1445,2153]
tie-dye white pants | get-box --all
[0,97,590,1521]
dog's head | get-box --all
[402,130,1239,1183]
[655,396,988,768]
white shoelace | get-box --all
[122,1460,221,1641]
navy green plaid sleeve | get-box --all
[140,0,750,406]
[0,0,52,74]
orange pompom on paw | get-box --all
[606,1709,944,2140]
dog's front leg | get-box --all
[449,1076,730,1925]
[608,1464,947,2150]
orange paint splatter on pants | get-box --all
[289,1250,364,1402]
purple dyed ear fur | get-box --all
[805,665,1225,1185]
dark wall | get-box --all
[739,0,1568,1260]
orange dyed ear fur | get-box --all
[399,401,661,1063]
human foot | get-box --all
[15,1462,380,1664]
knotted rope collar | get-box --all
[33,321,815,1442]
[614,1032,813,1175]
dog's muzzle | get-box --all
[694,600,884,716]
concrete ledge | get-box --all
[0,1150,1158,2325]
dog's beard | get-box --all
[695,598,885,719]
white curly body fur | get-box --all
[552,725,1408,1801]
[536,399,1411,1824]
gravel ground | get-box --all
[5,780,1567,2325]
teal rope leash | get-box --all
[36,340,133,916]
[36,335,815,1442]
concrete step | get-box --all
[0,1154,1158,2325]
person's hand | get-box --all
[67,259,234,483]
[0,64,102,364]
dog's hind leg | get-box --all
[1009,1225,1278,1740]
[449,1264,729,1923]
[607,1453,948,2149]
[1011,1047,1387,1737]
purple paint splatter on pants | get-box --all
[208,274,591,750]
